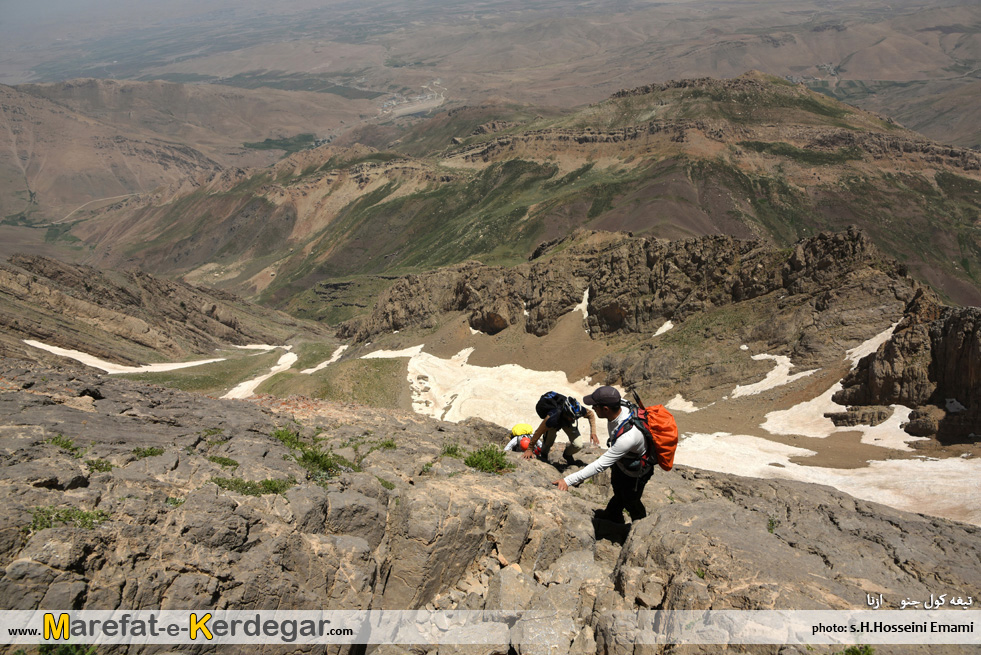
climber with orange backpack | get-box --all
[553,385,678,524]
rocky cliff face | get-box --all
[1,358,979,654]
[834,290,981,442]
[341,228,911,343]
[0,255,328,366]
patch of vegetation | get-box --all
[208,455,239,468]
[376,476,396,490]
[85,459,114,473]
[47,434,84,458]
[695,568,706,579]
[271,427,303,450]
[118,350,283,395]
[304,159,559,278]
[767,517,780,533]
[779,93,851,119]
[441,443,465,459]
[165,496,185,507]
[283,275,394,324]
[28,506,110,532]
[298,447,344,477]
[1,209,35,226]
[201,427,228,444]
[687,158,816,244]
[587,180,631,218]
[257,359,407,409]
[142,73,217,83]
[319,152,403,173]
[464,445,514,474]
[133,447,165,459]
[936,171,981,202]
[243,133,318,155]
[543,163,595,190]
[833,647,874,655]
[290,342,346,370]
[45,222,82,244]
[738,141,864,166]
[210,476,298,496]
[218,71,384,99]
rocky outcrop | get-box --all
[340,228,915,347]
[0,255,329,365]
[834,290,981,441]
[1,358,980,654]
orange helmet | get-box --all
[519,436,531,451]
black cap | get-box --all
[583,385,621,406]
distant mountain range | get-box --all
[11,72,973,312]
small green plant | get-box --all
[48,434,83,458]
[211,476,297,496]
[695,568,706,579]
[165,496,185,507]
[207,455,239,468]
[271,427,303,449]
[298,448,341,476]
[421,462,433,474]
[85,458,113,473]
[376,476,395,490]
[28,506,110,532]
[464,445,514,474]
[201,427,227,443]
[767,517,780,533]
[833,646,874,655]
[441,443,465,459]
[377,438,397,450]
[133,447,165,459]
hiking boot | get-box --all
[563,453,585,466]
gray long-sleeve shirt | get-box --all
[564,406,647,486]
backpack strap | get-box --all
[609,409,656,473]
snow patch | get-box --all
[222,350,298,399]
[23,340,225,374]
[731,354,817,398]
[664,393,701,413]
[362,344,599,429]
[573,288,589,320]
[654,321,674,337]
[676,431,981,526]
[846,323,897,365]
[301,345,349,374]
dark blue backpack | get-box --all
[535,392,581,426]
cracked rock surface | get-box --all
[1,358,979,654]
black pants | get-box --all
[603,465,654,523]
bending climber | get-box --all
[523,391,598,465]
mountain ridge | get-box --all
[45,73,981,309]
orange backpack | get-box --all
[611,391,679,472]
